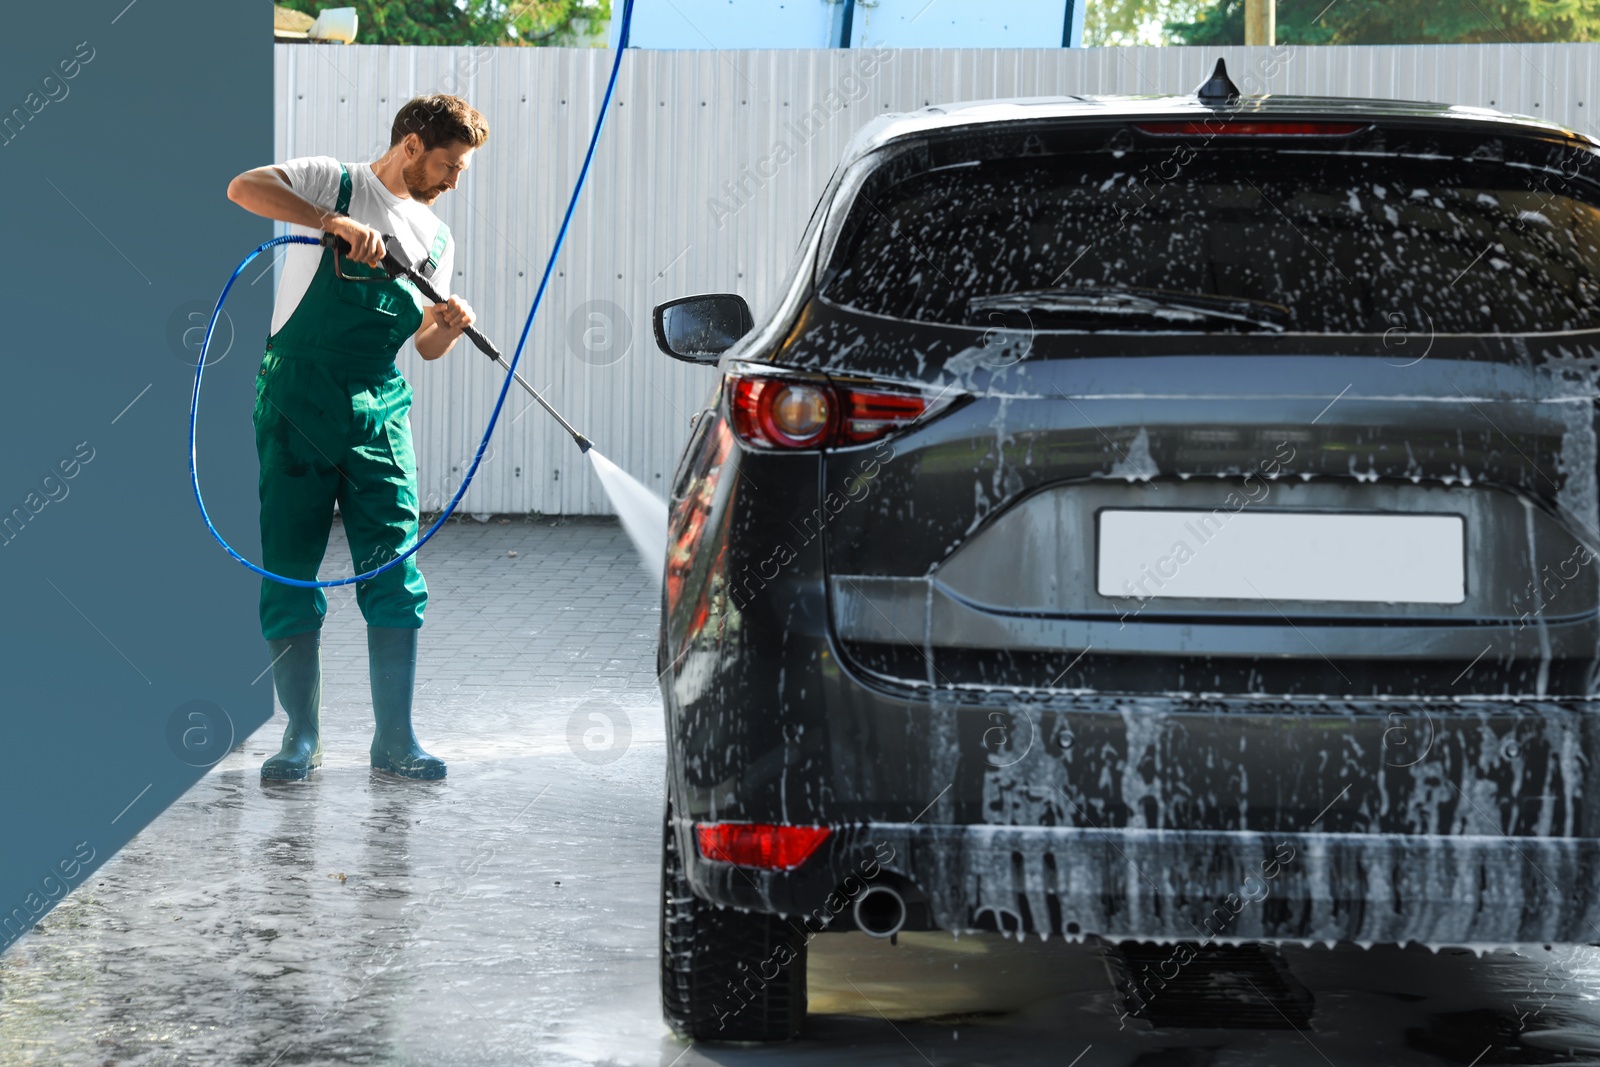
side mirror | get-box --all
[652,294,753,364]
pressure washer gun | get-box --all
[320,230,592,453]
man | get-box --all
[226,94,488,781]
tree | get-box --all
[1086,0,1206,46]
[504,0,611,45]
[1169,0,1600,45]
[280,0,611,47]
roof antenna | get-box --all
[1195,58,1241,105]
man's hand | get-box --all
[329,216,386,268]
[415,295,476,360]
[227,166,386,267]
[429,296,475,333]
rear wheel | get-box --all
[659,795,808,1042]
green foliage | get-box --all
[506,0,612,45]
[1168,0,1600,45]
[1086,0,1206,46]
[281,0,611,47]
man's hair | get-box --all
[390,94,489,151]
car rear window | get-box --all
[819,140,1600,335]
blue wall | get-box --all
[1,0,272,953]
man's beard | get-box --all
[402,157,449,203]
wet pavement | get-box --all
[8,518,1600,1065]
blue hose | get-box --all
[190,0,636,589]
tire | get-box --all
[659,795,808,1042]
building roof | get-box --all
[274,5,315,38]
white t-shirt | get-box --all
[269,156,456,336]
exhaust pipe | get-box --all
[853,885,907,939]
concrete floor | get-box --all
[7,518,1600,1066]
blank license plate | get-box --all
[1097,510,1466,604]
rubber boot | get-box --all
[261,630,323,780]
[368,626,446,780]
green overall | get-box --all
[253,164,449,641]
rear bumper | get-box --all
[661,442,1600,946]
[668,647,1600,945]
[683,822,1600,946]
[668,629,1600,944]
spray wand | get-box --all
[325,231,592,453]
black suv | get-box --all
[653,62,1600,1042]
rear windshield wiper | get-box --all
[967,286,1291,332]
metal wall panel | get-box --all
[276,43,1600,515]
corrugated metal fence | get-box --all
[275,43,1600,515]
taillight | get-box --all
[695,822,832,870]
[841,388,927,445]
[1134,120,1365,137]
[731,377,833,447]
[727,373,928,450]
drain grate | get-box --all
[1109,942,1314,1030]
